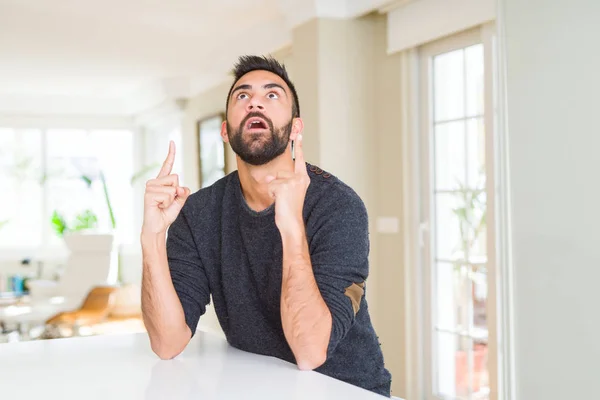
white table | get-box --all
[0,295,79,339]
[0,330,393,399]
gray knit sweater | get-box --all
[166,163,392,397]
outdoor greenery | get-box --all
[51,209,98,238]
[449,172,488,329]
[2,135,161,286]
[452,185,487,263]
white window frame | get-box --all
[401,22,512,400]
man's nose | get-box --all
[247,97,265,112]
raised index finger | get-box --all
[294,134,306,175]
[157,141,175,178]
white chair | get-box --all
[30,233,115,299]
[9,232,117,329]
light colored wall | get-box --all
[503,0,600,399]
[387,0,495,53]
[291,19,321,165]
[182,80,232,193]
[300,14,406,397]
[294,17,406,397]
[372,15,406,399]
[292,16,380,315]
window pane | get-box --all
[435,120,466,191]
[470,265,488,334]
[90,130,135,244]
[466,44,484,117]
[144,128,184,184]
[468,190,487,263]
[435,262,468,331]
[168,127,185,184]
[467,118,486,190]
[199,116,225,188]
[431,41,489,400]
[46,130,93,246]
[435,192,466,260]
[0,128,43,247]
[437,188,487,264]
[46,129,135,245]
[46,129,91,160]
[472,341,490,400]
[434,49,465,122]
[435,331,471,399]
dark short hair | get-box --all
[226,55,300,118]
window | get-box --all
[0,128,135,250]
[0,128,44,247]
[197,114,226,188]
[419,25,497,400]
[142,126,184,184]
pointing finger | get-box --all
[147,174,179,188]
[294,134,306,175]
[157,141,175,178]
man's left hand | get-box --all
[265,134,310,235]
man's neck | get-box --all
[237,155,294,212]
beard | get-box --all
[227,112,293,166]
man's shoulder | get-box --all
[304,163,367,216]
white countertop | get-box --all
[0,330,393,399]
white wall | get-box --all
[503,0,600,399]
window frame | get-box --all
[417,24,499,400]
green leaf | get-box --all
[71,209,98,231]
[50,211,68,237]
[80,175,93,188]
[100,171,116,230]
[452,207,468,221]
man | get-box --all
[141,55,392,397]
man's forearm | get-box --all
[141,232,191,359]
[280,225,332,371]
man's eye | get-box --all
[267,92,279,99]
[237,93,249,100]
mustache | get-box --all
[240,112,274,131]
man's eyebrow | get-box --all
[264,83,288,96]
[231,84,252,97]
[231,83,288,98]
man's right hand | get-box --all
[142,141,191,235]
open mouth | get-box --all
[246,117,268,131]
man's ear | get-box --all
[290,118,304,141]
[221,120,229,143]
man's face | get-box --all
[224,70,295,166]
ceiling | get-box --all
[0,0,394,116]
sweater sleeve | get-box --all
[308,185,370,359]
[166,208,211,337]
